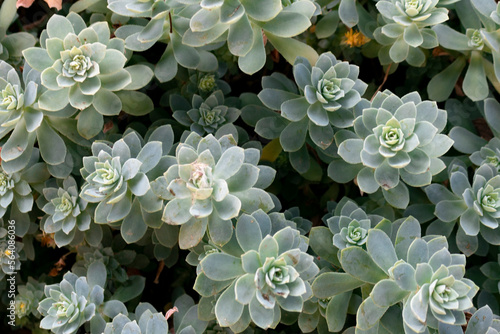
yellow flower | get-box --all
[341,29,370,48]
[4,249,11,257]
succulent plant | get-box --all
[0,237,22,280]
[327,200,381,250]
[0,59,81,174]
[196,214,319,331]
[72,246,132,283]
[426,162,500,253]
[0,149,49,238]
[0,167,32,218]
[22,13,153,131]
[333,89,453,209]
[0,0,37,64]
[462,306,500,334]
[5,0,500,332]
[151,132,275,248]
[179,66,232,99]
[255,52,366,174]
[284,207,312,235]
[198,74,217,93]
[37,177,91,247]
[38,271,105,334]
[182,0,319,74]
[429,0,500,101]
[80,126,174,242]
[15,277,45,319]
[470,138,500,171]
[396,250,477,332]
[103,306,168,334]
[373,0,448,65]
[110,0,218,83]
[186,240,221,275]
[171,90,241,136]
[260,52,366,150]
[312,216,478,333]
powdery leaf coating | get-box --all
[335,89,452,209]
[38,272,104,334]
[39,176,91,247]
[199,220,319,331]
[426,162,500,251]
[80,127,172,227]
[258,52,367,156]
[153,133,275,248]
[172,90,241,136]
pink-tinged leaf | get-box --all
[44,0,62,10]
[16,0,35,9]
[17,0,62,10]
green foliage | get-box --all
[152,132,275,248]
[171,90,241,135]
[197,215,319,331]
[15,277,45,320]
[334,89,453,208]
[426,162,500,255]
[102,304,168,334]
[4,0,500,333]
[37,177,91,247]
[38,271,105,334]
[373,0,447,65]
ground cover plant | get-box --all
[4,0,500,333]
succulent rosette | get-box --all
[296,53,366,114]
[470,137,500,170]
[72,246,131,283]
[15,277,45,319]
[38,271,105,334]
[37,177,91,247]
[181,0,318,74]
[22,13,153,122]
[171,90,241,135]
[103,307,169,334]
[0,237,22,280]
[284,207,312,235]
[0,59,37,134]
[103,296,205,334]
[0,81,23,112]
[327,200,384,251]
[431,5,500,102]
[385,0,449,26]
[151,132,276,248]
[467,29,485,50]
[0,60,78,173]
[0,151,49,236]
[334,90,453,209]
[179,67,232,98]
[0,168,25,217]
[426,163,500,249]
[373,0,449,65]
[197,214,319,331]
[80,137,150,220]
[110,0,219,83]
[391,247,477,333]
[312,216,477,333]
[337,219,369,248]
[80,126,174,241]
[258,52,367,154]
[198,74,218,93]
